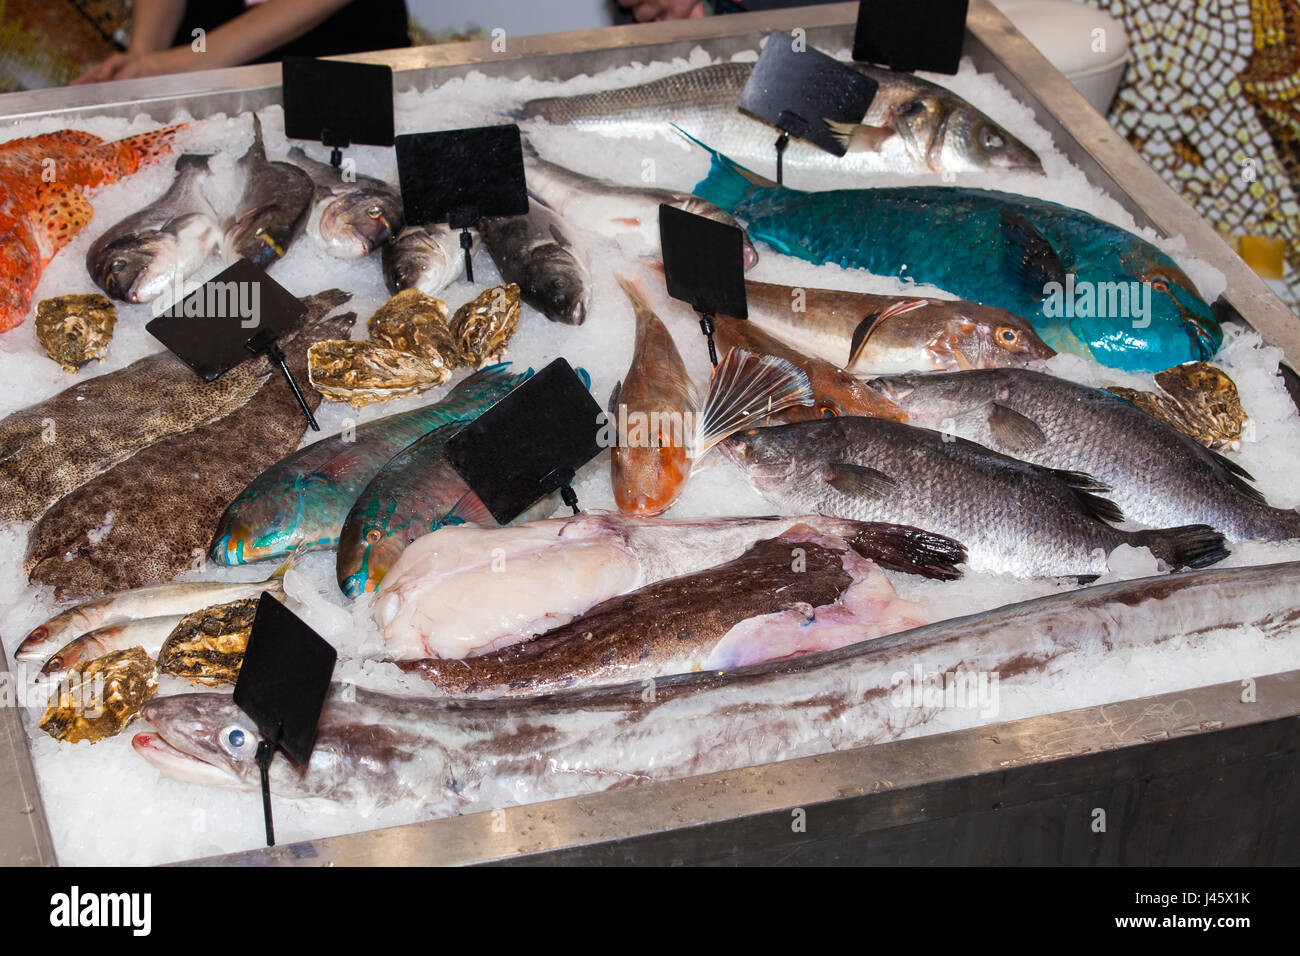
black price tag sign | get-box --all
[853,0,969,75]
[282,57,395,161]
[739,32,879,158]
[447,358,603,525]
[660,204,748,366]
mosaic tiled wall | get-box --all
[1089,0,1300,300]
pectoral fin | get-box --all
[824,119,895,153]
[1000,209,1066,301]
[988,403,1046,454]
[823,462,896,499]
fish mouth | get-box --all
[131,730,244,788]
[15,625,57,662]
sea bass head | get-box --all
[893,95,1042,174]
[382,225,463,297]
[315,185,405,258]
[522,243,592,325]
[719,425,802,494]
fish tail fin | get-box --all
[845,522,968,581]
[1131,524,1230,570]
[678,126,774,213]
[103,123,185,179]
[613,270,661,333]
[453,361,534,394]
[269,548,306,581]
[694,348,812,459]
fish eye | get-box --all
[899,100,926,118]
[254,226,266,236]
[220,725,251,756]
[367,205,383,219]
[982,129,1005,150]
[1152,279,1170,293]
[109,258,126,273]
[996,326,1020,347]
[365,528,383,544]
[819,404,839,418]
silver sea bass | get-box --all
[134,561,1300,814]
[517,61,1042,177]
[872,368,1300,541]
[720,417,1228,577]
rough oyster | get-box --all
[156,596,258,686]
[450,283,520,368]
[308,339,453,407]
[34,294,118,373]
[1108,362,1247,451]
[366,289,460,366]
[38,646,157,743]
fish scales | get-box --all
[135,561,1300,813]
[0,288,351,523]
[24,292,355,597]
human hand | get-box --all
[71,48,196,85]
[617,0,707,23]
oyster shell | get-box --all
[1107,362,1247,451]
[450,283,520,368]
[35,294,118,373]
[367,289,460,366]
[157,597,258,686]
[308,339,453,407]
[39,646,157,743]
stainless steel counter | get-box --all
[2,1,1297,867]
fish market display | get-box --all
[1106,362,1247,451]
[691,149,1222,371]
[222,114,313,269]
[0,287,352,523]
[479,200,592,325]
[211,364,530,566]
[307,340,452,408]
[24,292,354,596]
[156,597,259,686]
[711,312,906,422]
[85,153,219,304]
[872,367,1300,541]
[289,146,404,258]
[721,416,1229,577]
[366,289,459,363]
[0,124,182,332]
[732,276,1055,372]
[374,513,964,660]
[338,429,560,597]
[401,528,928,694]
[15,573,287,664]
[382,224,466,298]
[34,294,117,372]
[450,283,521,367]
[41,647,158,744]
[40,615,184,677]
[524,146,759,267]
[134,561,1300,812]
[517,61,1042,177]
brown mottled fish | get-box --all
[0,289,351,523]
[24,291,354,598]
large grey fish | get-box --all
[517,61,1042,178]
[132,560,1300,813]
[871,367,1300,541]
[223,114,313,269]
[288,146,404,259]
[478,200,591,324]
[382,224,466,298]
[721,417,1228,578]
[522,147,759,268]
[86,153,220,304]
[400,528,929,694]
[375,512,965,661]
[24,292,354,598]
[0,287,351,524]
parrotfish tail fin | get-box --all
[107,123,185,178]
[1030,465,1123,524]
[846,522,967,581]
[1132,524,1230,570]
[848,299,930,367]
[575,366,592,389]
[676,125,775,213]
[694,347,813,460]
[452,361,533,395]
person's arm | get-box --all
[617,0,707,22]
[73,0,357,85]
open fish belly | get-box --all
[137,561,1300,813]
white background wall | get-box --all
[406,0,620,36]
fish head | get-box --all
[89,234,177,303]
[1069,251,1222,371]
[382,228,457,296]
[209,492,304,565]
[225,204,297,269]
[133,695,263,790]
[318,189,404,258]
[894,96,1042,174]
[968,309,1057,366]
[39,634,107,676]
[610,411,693,516]
[526,248,592,325]
[336,514,407,598]
[719,425,799,492]
[677,198,759,269]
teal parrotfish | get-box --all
[209,364,531,566]
[688,140,1222,372]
